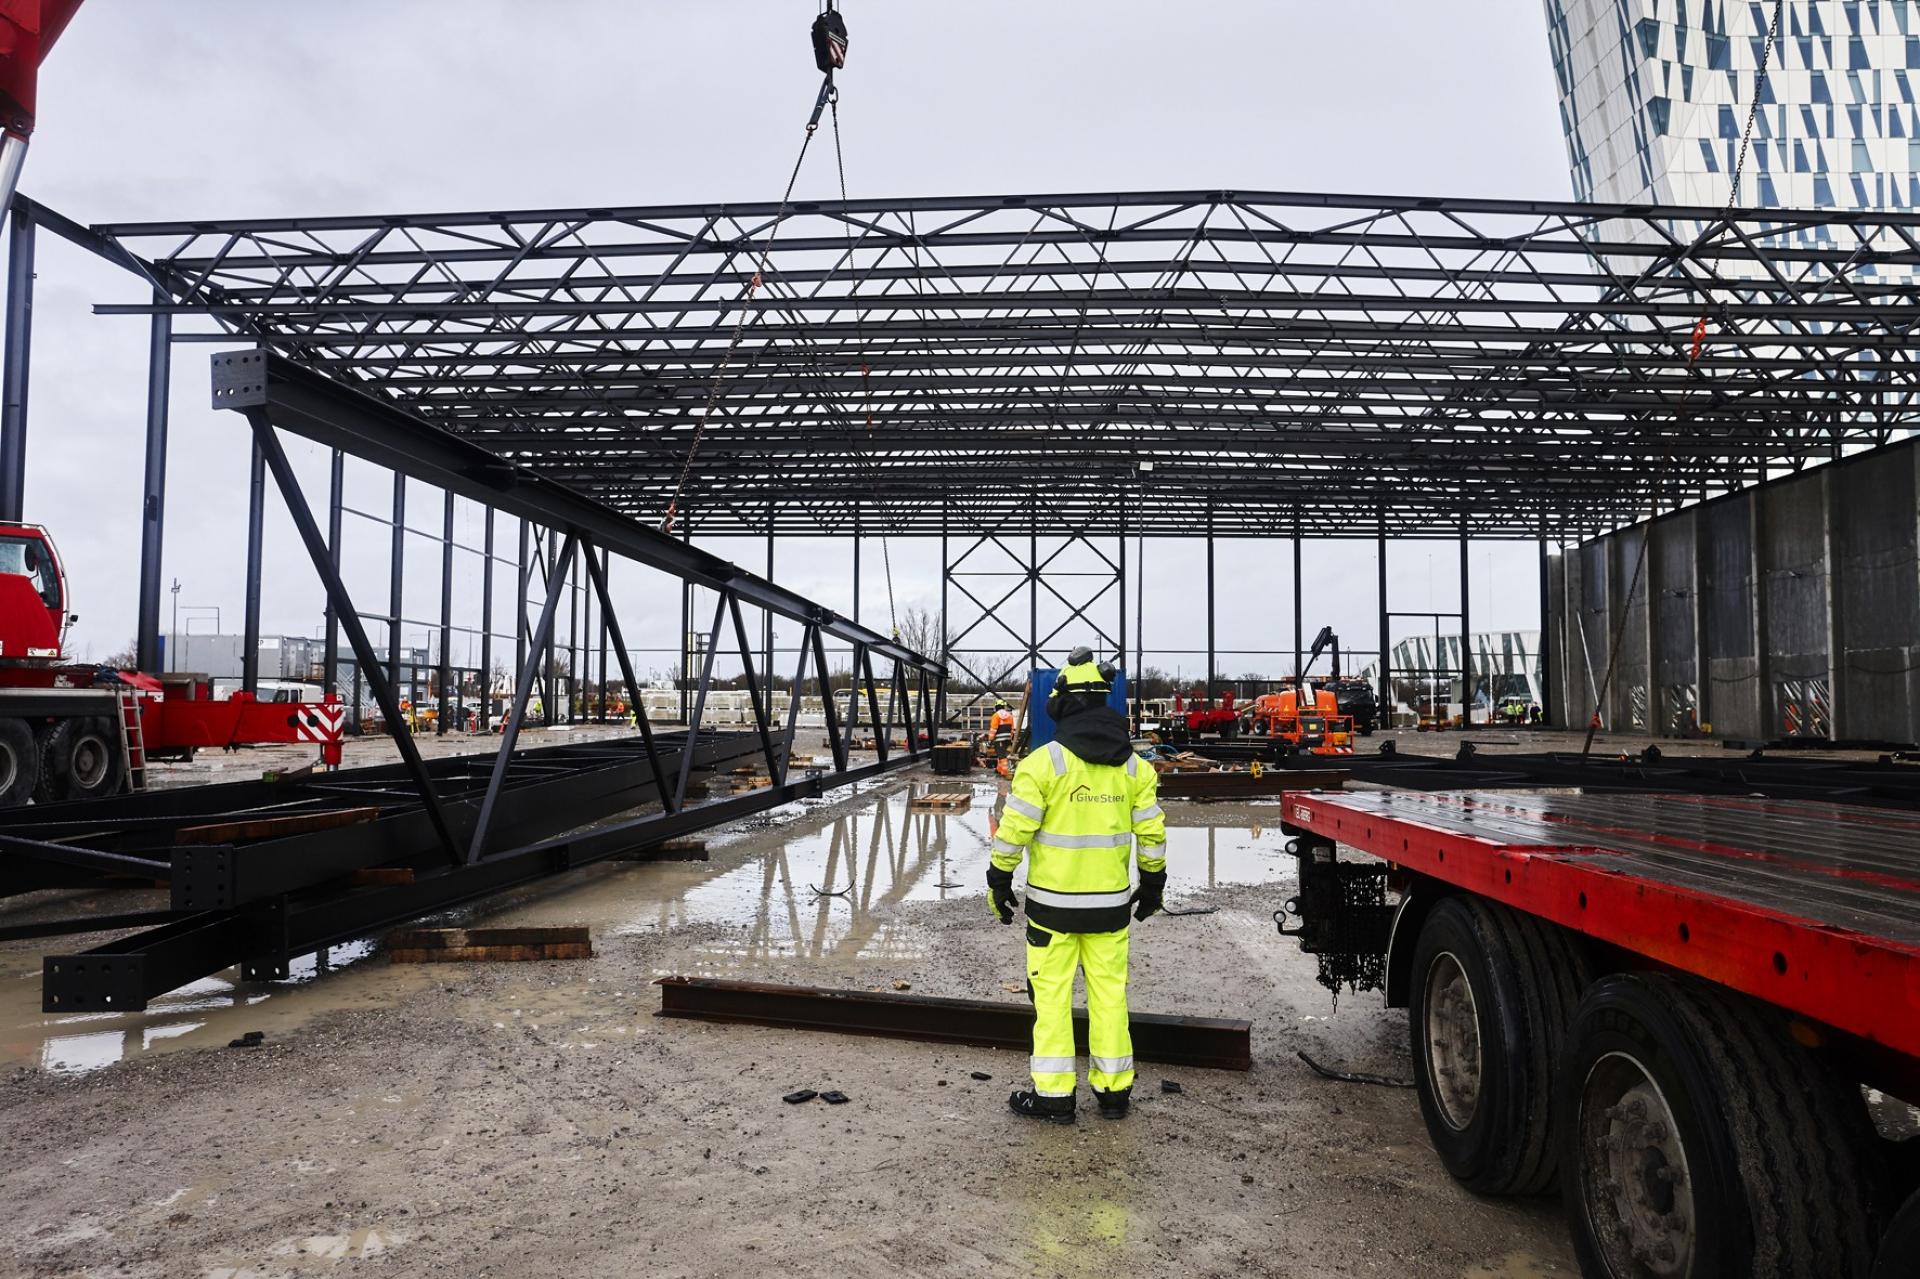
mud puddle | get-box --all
[0,937,442,1076]
[1,777,1297,1075]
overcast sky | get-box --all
[9,1,1572,682]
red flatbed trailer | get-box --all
[1277,787,1920,1279]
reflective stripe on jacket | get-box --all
[992,740,1166,932]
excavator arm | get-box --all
[0,0,86,214]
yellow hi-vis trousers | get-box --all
[1026,922,1134,1096]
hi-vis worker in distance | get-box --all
[987,646,1167,1123]
[987,698,1016,758]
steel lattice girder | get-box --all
[83,188,1920,540]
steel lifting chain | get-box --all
[1579,0,1786,758]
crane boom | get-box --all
[0,0,86,214]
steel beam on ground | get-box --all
[654,977,1253,1071]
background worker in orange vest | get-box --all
[987,697,1016,758]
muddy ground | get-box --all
[0,766,1584,1278]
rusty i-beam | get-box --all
[654,976,1253,1071]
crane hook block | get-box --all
[811,7,848,73]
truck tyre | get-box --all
[0,718,40,808]
[1409,895,1584,1196]
[1559,973,1882,1279]
[1874,1186,1920,1279]
[36,717,125,802]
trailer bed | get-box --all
[1282,789,1920,1060]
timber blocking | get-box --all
[387,926,592,964]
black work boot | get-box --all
[1094,1086,1132,1119]
[1007,1089,1076,1125]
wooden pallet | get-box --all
[387,926,592,964]
[908,790,972,812]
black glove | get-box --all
[1132,869,1167,921]
[987,866,1018,925]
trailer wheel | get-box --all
[1874,1185,1920,1279]
[0,718,40,807]
[1560,973,1881,1279]
[1409,895,1584,1195]
[37,717,124,802]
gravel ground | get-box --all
[0,773,1577,1279]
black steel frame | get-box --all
[46,187,1920,543]
[0,198,946,1012]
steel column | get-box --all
[596,547,609,722]
[322,450,343,692]
[1205,504,1216,697]
[1538,534,1554,725]
[388,471,406,701]
[479,506,494,731]
[0,206,33,523]
[1459,514,1472,725]
[1292,521,1303,679]
[545,529,558,725]
[135,296,172,673]
[437,490,454,734]
[1117,509,1128,677]
[1377,510,1390,723]
[240,439,265,694]
[1028,509,1038,670]
[853,504,862,625]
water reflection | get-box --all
[0,937,412,1076]
[1,780,1301,1074]
[654,784,1004,963]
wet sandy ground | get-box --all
[0,770,1577,1278]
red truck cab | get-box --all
[0,523,70,662]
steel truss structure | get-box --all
[64,188,1920,542]
[0,199,946,1012]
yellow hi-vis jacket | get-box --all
[991,740,1166,932]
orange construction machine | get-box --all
[1245,685,1354,756]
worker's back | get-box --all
[997,702,1161,934]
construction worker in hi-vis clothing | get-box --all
[987,646,1167,1123]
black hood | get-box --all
[1051,706,1134,767]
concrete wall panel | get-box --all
[1699,491,1761,739]
[1571,438,1919,744]
[1609,525,1650,729]
[1831,448,1920,741]
[1758,470,1830,684]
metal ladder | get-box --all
[115,692,148,793]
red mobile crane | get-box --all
[0,523,344,807]
[0,7,343,808]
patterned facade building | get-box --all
[1545,0,1920,209]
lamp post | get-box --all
[168,578,180,672]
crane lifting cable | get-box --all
[659,1,848,538]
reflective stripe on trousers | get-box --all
[1025,925,1134,1096]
